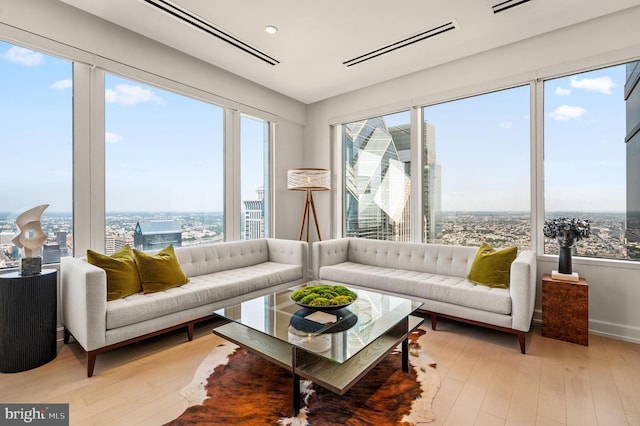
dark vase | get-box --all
[558,246,573,274]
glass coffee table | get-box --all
[212,282,424,416]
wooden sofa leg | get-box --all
[87,351,97,377]
[518,332,526,354]
[187,322,195,341]
[431,313,438,330]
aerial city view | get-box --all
[0,212,226,269]
[0,209,630,270]
[1,41,638,270]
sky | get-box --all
[0,40,631,215]
[422,86,531,212]
[380,66,627,213]
[1,41,266,214]
[543,67,626,212]
[1,43,72,214]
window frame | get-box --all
[0,40,74,269]
[102,71,228,252]
[539,62,636,262]
[0,31,276,263]
[341,111,413,241]
[91,70,275,252]
[332,73,640,269]
[240,113,272,240]
[420,85,533,252]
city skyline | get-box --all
[0,210,629,269]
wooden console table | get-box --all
[0,269,58,372]
[541,274,589,346]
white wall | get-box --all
[538,257,640,343]
[272,119,305,238]
[0,0,306,241]
[305,6,640,343]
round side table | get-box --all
[0,269,58,373]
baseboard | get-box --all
[56,326,66,343]
[533,308,542,325]
[588,319,640,344]
[533,309,640,344]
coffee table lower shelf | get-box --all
[213,314,423,416]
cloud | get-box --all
[105,132,123,144]
[549,105,587,121]
[105,84,164,106]
[51,79,72,90]
[570,76,616,94]
[555,87,571,96]
[498,121,513,129]
[1,46,44,66]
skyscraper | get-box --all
[626,60,640,259]
[56,231,68,256]
[243,186,265,240]
[133,220,182,251]
[344,118,412,241]
[422,121,442,241]
[42,242,61,264]
[344,118,441,242]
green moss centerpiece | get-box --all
[290,284,357,309]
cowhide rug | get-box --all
[167,327,439,425]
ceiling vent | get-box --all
[142,0,279,66]
[343,20,458,68]
[492,0,531,14]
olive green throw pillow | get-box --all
[133,244,189,294]
[467,242,518,289]
[87,245,142,301]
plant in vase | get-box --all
[543,217,591,277]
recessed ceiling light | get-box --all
[265,25,278,34]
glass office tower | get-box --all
[626,61,640,259]
[343,117,412,241]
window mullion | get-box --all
[533,80,544,254]
[72,63,105,256]
[410,106,423,243]
[224,109,241,241]
[91,68,106,253]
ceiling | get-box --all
[58,0,640,104]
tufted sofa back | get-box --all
[174,239,270,277]
[346,238,478,278]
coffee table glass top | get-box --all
[214,282,423,364]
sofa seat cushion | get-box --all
[106,261,302,329]
[319,262,511,315]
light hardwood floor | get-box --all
[1,317,639,426]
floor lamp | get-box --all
[287,168,330,241]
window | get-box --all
[240,115,269,240]
[544,62,638,261]
[104,74,224,253]
[422,86,531,251]
[343,111,411,241]
[0,41,73,268]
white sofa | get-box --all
[312,238,536,353]
[60,238,308,376]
